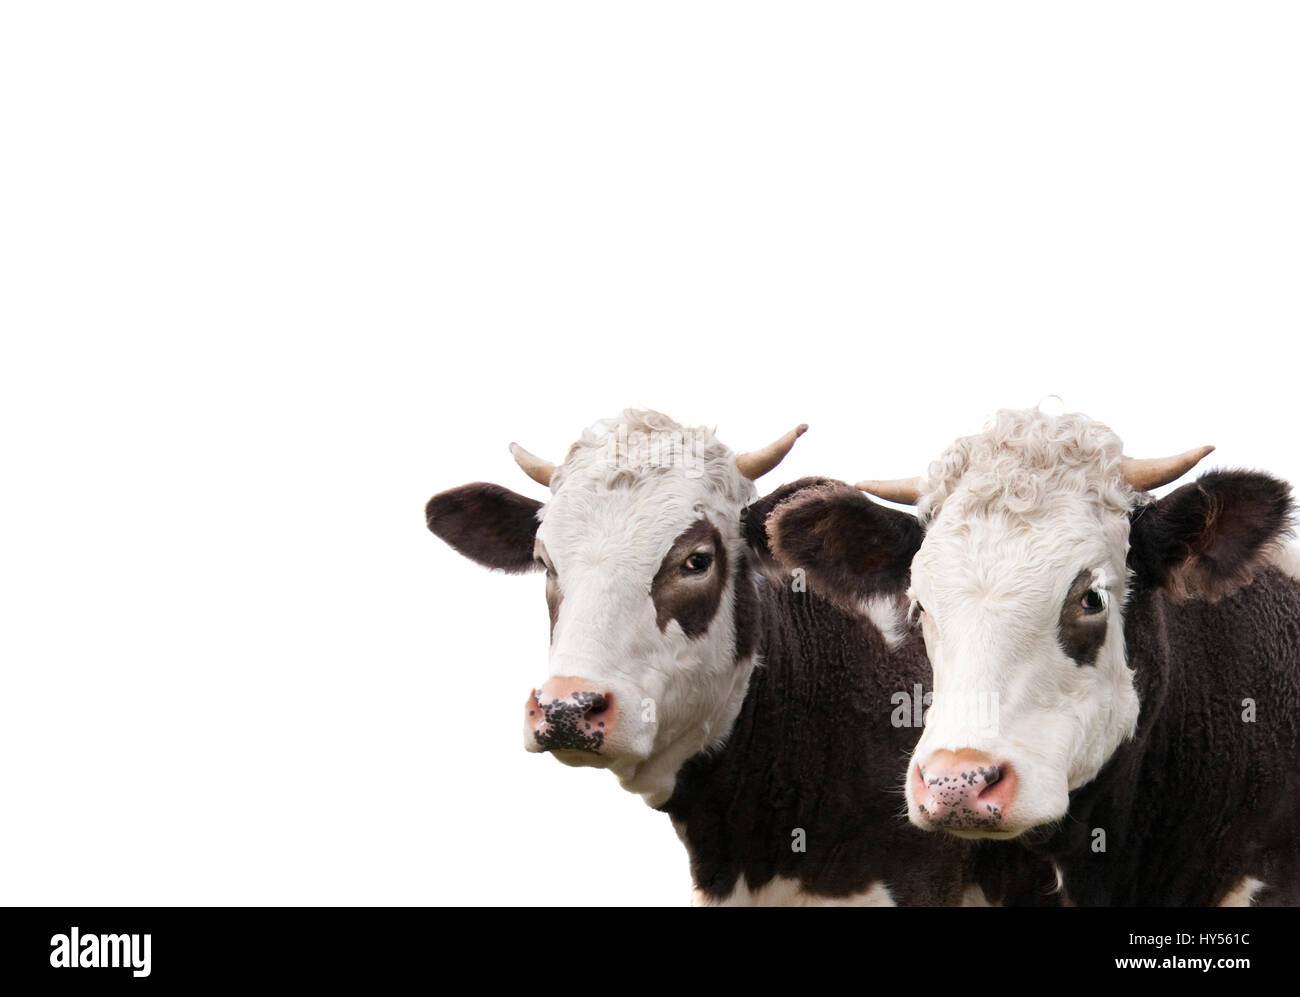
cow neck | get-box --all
[656,573,853,814]
[654,573,948,900]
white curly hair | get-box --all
[550,408,756,507]
[916,407,1139,527]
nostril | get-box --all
[585,693,609,716]
[975,763,1016,806]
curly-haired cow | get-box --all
[770,408,1300,906]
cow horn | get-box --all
[735,424,808,480]
[855,477,923,505]
[509,442,556,487]
[1119,445,1215,492]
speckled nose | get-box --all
[526,677,617,753]
[912,748,1017,831]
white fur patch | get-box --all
[1269,541,1300,581]
[701,875,896,907]
[1219,876,1264,907]
[858,594,906,648]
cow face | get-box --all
[425,410,806,803]
[902,415,1138,838]
[878,409,1291,838]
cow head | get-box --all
[850,408,1292,838]
[424,410,806,804]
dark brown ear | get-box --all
[764,480,923,603]
[1128,470,1294,601]
[741,477,840,565]
[425,483,543,574]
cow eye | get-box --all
[1081,589,1105,614]
[681,552,713,575]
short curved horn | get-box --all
[855,477,923,505]
[1119,445,1215,492]
[509,442,556,487]
[735,424,808,480]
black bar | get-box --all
[0,907,1281,986]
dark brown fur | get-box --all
[1128,470,1293,601]
[425,483,542,574]
[764,480,924,613]
[662,563,1061,905]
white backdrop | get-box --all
[3,3,1297,905]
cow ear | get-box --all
[1128,471,1294,601]
[425,482,543,574]
[741,477,840,565]
[762,480,923,603]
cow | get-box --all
[423,409,1060,905]
[768,406,1300,905]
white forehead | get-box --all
[912,409,1137,597]
[537,409,755,566]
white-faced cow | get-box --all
[772,407,1300,905]
[424,409,1059,906]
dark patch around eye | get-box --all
[651,519,728,638]
[1058,569,1108,666]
